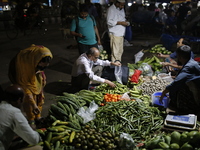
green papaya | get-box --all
[145,136,161,149]
[170,143,180,150]
[164,135,171,145]
[158,142,169,149]
[171,131,181,145]
[180,133,188,146]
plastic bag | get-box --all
[134,50,144,63]
[119,133,136,150]
[114,66,123,84]
[98,45,104,52]
[130,69,142,83]
[138,63,153,76]
[121,92,131,101]
[77,101,99,124]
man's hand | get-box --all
[104,80,116,88]
[97,39,101,45]
[159,89,169,104]
[111,61,121,66]
[118,21,129,26]
[161,62,170,66]
[157,53,163,57]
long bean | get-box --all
[87,100,164,142]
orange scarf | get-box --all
[9,44,53,95]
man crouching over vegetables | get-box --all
[159,45,200,118]
[70,47,121,93]
[0,85,41,150]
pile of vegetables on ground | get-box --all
[34,43,200,149]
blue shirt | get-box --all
[70,15,97,45]
[170,51,194,59]
[166,58,200,93]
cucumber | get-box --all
[69,104,76,115]
[69,131,76,143]
[57,101,67,112]
[51,104,68,116]
[55,141,60,150]
[63,103,70,114]
[44,140,51,150]
[46,132,52,143]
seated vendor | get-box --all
[157,38,194,74]
[70,47,121,93]
[159,45,200,118]
[0,84,41,150]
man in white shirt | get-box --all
[107,0,130,62]
[71,47,121,93]
[0,85,41,150]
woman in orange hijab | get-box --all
[8,44,53,128]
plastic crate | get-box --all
[152,91,170,108]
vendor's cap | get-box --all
[117,0,126,3]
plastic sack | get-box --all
[134,50,144,63]
[121,92,131,101]
[77,101,99,124]
[98,44,104,52]
[130,69,142,83]
[114,66,123,84]
[138,63,153,76]
[119,133,136,150]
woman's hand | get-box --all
[32,104,41,115]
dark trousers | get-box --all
[77,42,98,55]
[71,74,90,93]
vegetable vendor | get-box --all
[0,84,41,150]
[159,45,200,118]
[157,38,194,75]
[8,44,53,129]
[70,47,121,93]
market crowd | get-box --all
[129,1,200,36]
[1,0,200,149]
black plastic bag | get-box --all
[101,66,129,85]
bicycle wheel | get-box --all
[5,23,19,40]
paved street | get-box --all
[0,23,160,117]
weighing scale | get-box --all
[164,114,197,131]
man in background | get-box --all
[107,0,130,62]
[70,4,101,55]
[157,38,194,74]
